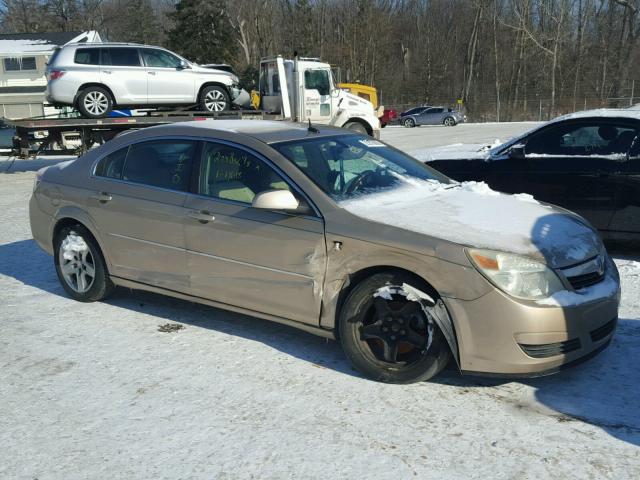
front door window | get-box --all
[304,69,332,119]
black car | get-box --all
[427,110,640,242]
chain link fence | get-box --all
[382,95,640,123]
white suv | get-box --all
[45,43,242,118]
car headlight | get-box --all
[467,248,565,300]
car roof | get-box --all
[139,120,352,144]
[552,107,640,123]
[62,42,165,49]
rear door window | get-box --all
[121,140,197,191]
[95,147,129,179]
[102,48,141,67]
[74,48,101,65]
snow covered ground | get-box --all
[380,121,539,155]
[1,124,639,479]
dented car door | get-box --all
[184,140,326,325]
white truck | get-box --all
[8,54,380,157]
[258,56,381,138]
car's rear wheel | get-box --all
[443,116,456,126]
[199,86,230,112]
[77,87,113,118]
[339,272,451,383]
[54,224,114,302]
[403,117,416,128]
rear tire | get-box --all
[403,117,416,128]
[339,271,451,384]
[54,224,114,302]
[344,121,368,135]
[77,87,113,119]
[199,85,230,112]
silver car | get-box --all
[29,121,619,383]
[45,43,243,118]
[401,106,466,127]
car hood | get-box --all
[410,143,496,162]
[340,180,601,268]
[189,64,238,80]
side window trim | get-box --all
[193,138,322,218]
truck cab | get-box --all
[259,56,380,138]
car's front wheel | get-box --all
[54,224,114,302]
[403,117,416,128]
[199,85,231,112]
[443,116,457,126]
[77,87,113,118]
[339,272,451,383]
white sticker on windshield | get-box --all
[359,139,386,148]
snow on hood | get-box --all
[411,144,489,162]
[410,140,501,162]
[340,180,601,267]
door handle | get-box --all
[103,70,111,74]
[91,192,112,203]
[148,71,156,76]
[187,210,215,223]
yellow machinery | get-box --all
[337,83,379,108]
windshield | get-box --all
[273,135,451,201]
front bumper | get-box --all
[444,272,620,376]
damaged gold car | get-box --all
[30,121,620,383]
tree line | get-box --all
[2,0,640,121]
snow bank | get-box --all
[341,180,601,266]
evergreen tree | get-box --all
[166,0,238,64]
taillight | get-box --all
[49,69,65,81]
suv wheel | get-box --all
[200,86,230,112]
[403,117,416,128]
[339,272,451,383]
[54,224,114,302]
[77,87,113,118]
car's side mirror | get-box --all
[177,60,189,70]
[508,144,526,160]
[252,189,303,213]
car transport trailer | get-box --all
[6,55,382,158]
[6,109,279,158]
